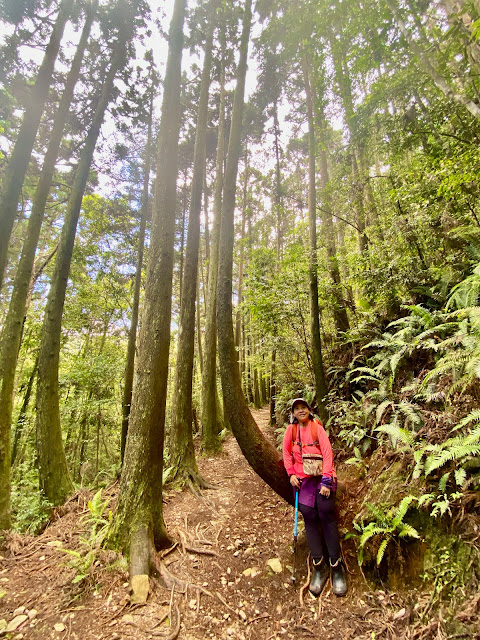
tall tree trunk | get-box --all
[0,2,95,528]
[301,49,329,423]
[0,0,74,290]
[201,50,226,454]
[107,0,187,561]
[235,151,249,385]
[168,1,217,488]
[121,92,154,462]
[35,12,131,506]
[216,0,292,505]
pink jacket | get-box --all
[282,420,336,480]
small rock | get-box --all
[6,615,28,633]
[233,551,240,557]
[394,608,407,620]
[39,556,45,561]
[53,622,66,632]
[13,607,25,616]
[28,610,38,620]
[130,574,149,604]
[189,599,197,610]
[122,614,134,624]
[238,610,247,621]
[235,539,243,548]
[266,558,282,574]
[226,567,231,574]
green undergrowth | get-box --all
[329,265,480,627]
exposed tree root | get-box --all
[299,555,311,607]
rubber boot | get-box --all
[330,558,347,596]
[309,558,329,597]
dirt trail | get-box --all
[1,408,414,640]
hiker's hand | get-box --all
[320,485,330,498]
[290,474,301,489]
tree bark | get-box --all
[0,1,95,528]
[121,91,154,462]
[107,0,187,558]
[35,10,131,506]
[217,0,292,506]
[0,0,74,290]
[168,1,217,487]
[301,49,329,423]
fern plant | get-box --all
[62,489,111,585]
[348,495,420,566]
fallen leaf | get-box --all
[6,615,28,633]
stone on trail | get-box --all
[266,558,282,574]
[130,574,149,604]
[53,622,66,632]
[6,615,28,632]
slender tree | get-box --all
[168,0,218,487]
[35,6,133,506]
[121,88,154,462]
[0,0,95,528]
[201,47,226,454]
[108,0,187,567]
[301,48,328,422]
[0,0,74,290]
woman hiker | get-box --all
[283,398,347,597]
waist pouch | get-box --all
[302,453,323,476]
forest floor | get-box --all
[0,408,464,640]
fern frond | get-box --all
[375,423,415,447]
[454,468,467,487]
[376,538,390,565]
[398,523,420,539]
[376,399,394,425]
[392,495,417,526]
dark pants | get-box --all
[298,491,341,563]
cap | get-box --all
[291,398,311,411]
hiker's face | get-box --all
[293,403,309,422]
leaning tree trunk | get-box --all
[216,0,292,506]
[0,0,74,290]
[301,49,329,424]
[168,1,217,488]
[0,0,95,529]
[121,91,154,462]
[35,13,131,506]
[107,0,187,565]
[201,48,226,454]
